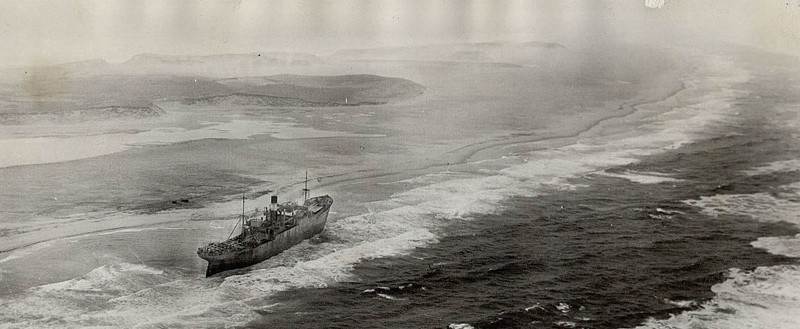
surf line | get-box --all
[311,78,689,192]
[453,80,688,164]
[0,64,695,256]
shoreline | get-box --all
[4,53,793,329]
[0,60,692,258]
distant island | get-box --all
[0,53,425,125]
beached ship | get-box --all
[197,177,332,276]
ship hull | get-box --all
[200,196,331,276]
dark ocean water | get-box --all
[2,52,798,328]
[246,117,800,328]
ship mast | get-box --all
[241,193,246,237]
[302,170,310,204]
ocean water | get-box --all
[1,51,799,328]
[250,118,800,329]
[248,56,800,328]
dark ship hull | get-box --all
[198,195,332,276]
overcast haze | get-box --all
[0,0,798,67]
[4,0,800,328]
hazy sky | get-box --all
[0,0,798,66]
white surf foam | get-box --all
[525,303,544,312]
[0,241,53,264]
[0,119,382,168]
[376,293,405,301]
[449,324,476,329]
[80,226,190,238]
[33,263,164,294]
[379,171,473,187]
[743,159,800,176]
[752,235,800,258]
[0,263,171,328]
[269,127,384,139]
[683,182,800,227]
[600,170,681,184]
[687,181,800,257]
[664,299,698,308]
[637,178,800,328]
[102,57,783,328]
[0,56,757,328]
[634,265,800,329]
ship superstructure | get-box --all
[197,176,332,276]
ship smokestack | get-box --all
[269,195,278,223]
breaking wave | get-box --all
[743,159,800,176]
[634,265,800,329]
[635,161,800,329]
[599,170,681,184]
[0,57,761,328]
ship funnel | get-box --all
[269,195,278,212]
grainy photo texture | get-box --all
[1,1,799,328]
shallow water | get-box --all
[1,49,799,328]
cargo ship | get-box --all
[197,176,332,276]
